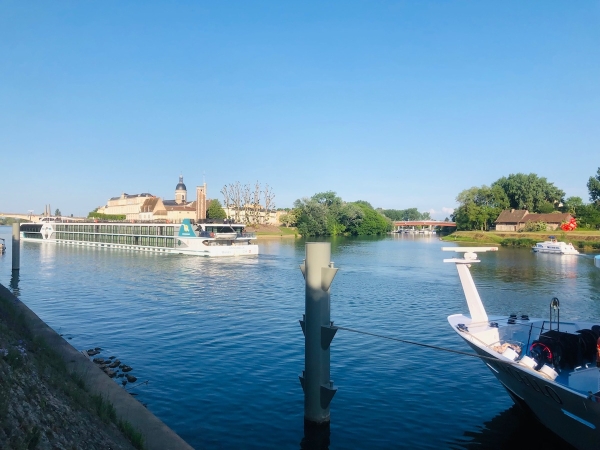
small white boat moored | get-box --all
[532,236,579,255]
[444,246,600,450]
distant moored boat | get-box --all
[532,236,579,255]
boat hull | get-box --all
[460,335,600,450]
[21,237,259,257]
[532,248,579,255]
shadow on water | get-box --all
[300,422,330,450]
[10,269,20,297]
[448,405,575,449]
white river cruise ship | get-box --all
[20,218,258,257]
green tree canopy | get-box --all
[562,196,584,214]
[348,202,391,235]
[575,204,600,230]
[452,185,509,231]
[588,167,600,204]
[293,192,391,236]
[206,199,227,220]
[491,173,565,213]
[381,208,430,221]
[294,196,333,237]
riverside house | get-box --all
[494,209,573,231]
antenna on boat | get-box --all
[550,297,560,331]
[442,247,498,323]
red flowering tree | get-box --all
[560,217,577,232]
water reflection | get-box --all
[2,227,600,449]
[9,270,19,296]
[449,405,574,449]
[300,422,330,450]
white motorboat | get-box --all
[445,247,600,450]
[532,236,579,255]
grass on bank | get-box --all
[249,225,298,237]
[0,290,145,450]
[442,230,600,249]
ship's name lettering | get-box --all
[497,363,562,404]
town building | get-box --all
[96,176,207,223]
[494,209,573,231]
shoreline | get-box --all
[442,231,600,249]
[0,283,192,450]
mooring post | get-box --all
[299,242,339,426]
[12,223,20,271]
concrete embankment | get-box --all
[0,282,193,450]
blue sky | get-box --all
[1,1,598,218]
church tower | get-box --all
[175,175,187,204]
[196,183,207,221]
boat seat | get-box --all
[576,328,600,361]
[537,330,586,370]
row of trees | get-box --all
[380,208,431,221]
[279,191,392,237]
[452,169,600,230]
[219,182,275,225]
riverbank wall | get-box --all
[0,282,193,450]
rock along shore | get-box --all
[0,282,193,450]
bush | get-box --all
[500,238,537,248]
[520,221,547,232]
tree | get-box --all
[588,168,600,204]
[222,181,277,224]
[55,209,61,217]
[340,203,365,235]
[491,173,565,212]
[574,204,600,230]
[562,196,584,214]
[294,196,332,237]
[294,192,391,236]
[537,201,556,214]
[347,202,391,235]
[452,185,509,231]
[279,209,300,227]
[206,199,226,220]
[262,184,275,224]
[381,208,430,221]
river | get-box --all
[1,226,599,449]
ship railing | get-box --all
[197,231,256,239]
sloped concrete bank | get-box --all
[0,282,193,450]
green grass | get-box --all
[442,230,600,249]
[254,226,298,236]
[0,289,145,449]
[119,419,145,450]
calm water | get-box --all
[1,226,600,449]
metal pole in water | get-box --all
[12,223,20,271]
[299,242,339,426]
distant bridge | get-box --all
[393,220,456,232]
[0,212,87,223]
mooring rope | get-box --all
[125,380,149,391]
[335,325,522,367]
